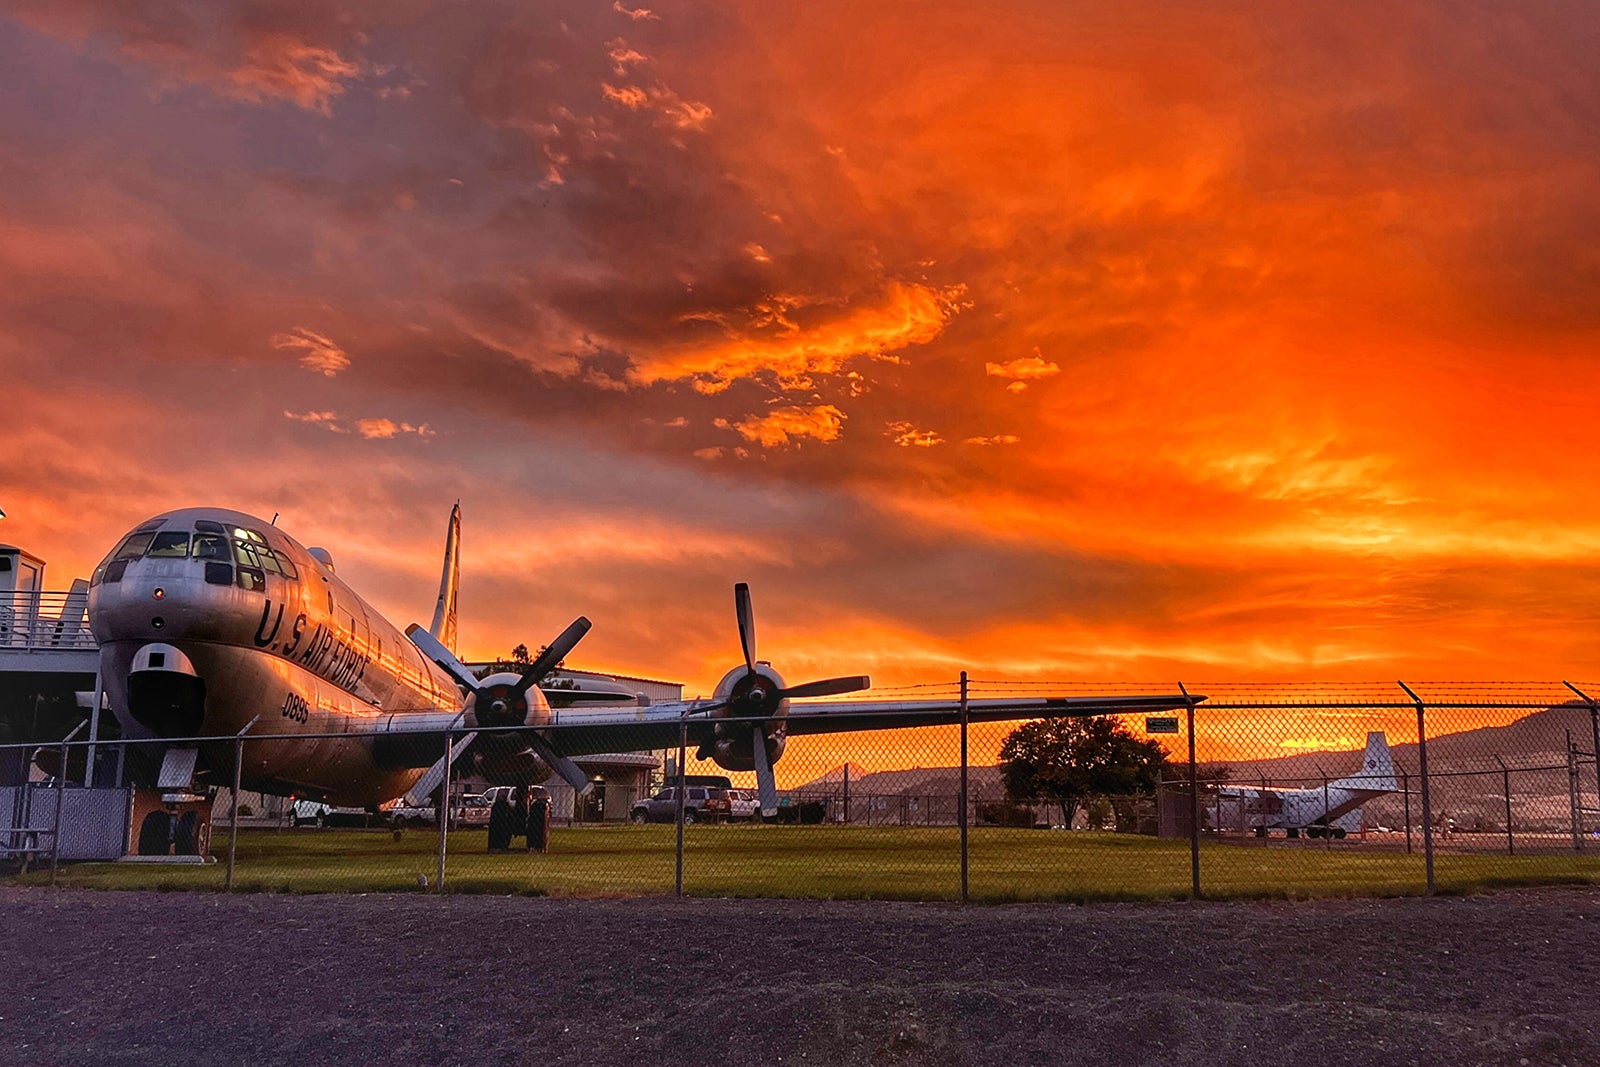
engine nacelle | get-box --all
[703,663,789,773]
[466,671,553,730]
[463,672,557,784]
[469,740,555,786]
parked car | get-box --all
[630,786,717,824]
[387,801,437,828]
[481,785,518,808]
[724,789,760,821]
[291,800,331,827]
[456,794,492,828]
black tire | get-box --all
[629,809,646,825]
[1333,828,1347,839]
[682,808,697,825]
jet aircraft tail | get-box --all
[1332,731,1396,793]
[428,503,461,656]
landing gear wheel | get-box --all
[1333,828,1347,839]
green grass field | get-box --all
[14,825,1600,902]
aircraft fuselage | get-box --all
[89,508,465,804]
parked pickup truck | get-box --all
[724,788,761,822]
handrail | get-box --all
[0,589,95,650]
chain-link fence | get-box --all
[8,678,1600,901]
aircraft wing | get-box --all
[536,692,1199,758]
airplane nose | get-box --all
[127,642,207,737]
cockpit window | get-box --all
[194,520,224,533]
[192,534,229,561]
[231,539,265,568]
[113,532,155,561]
[271,549,299,580]
[146,532,190,558]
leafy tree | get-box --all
[999,717,1169,828]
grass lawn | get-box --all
[14,825,1600,902]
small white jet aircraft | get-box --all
[1208,732,1398,838]
[87,505,1199,814]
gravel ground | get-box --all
[5,887,1599,1067]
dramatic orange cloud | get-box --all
[726,405,845,449]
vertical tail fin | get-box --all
[1334,731,1396,792]
[429,503,461,657]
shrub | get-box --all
[977,801,1035,828]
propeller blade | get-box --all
[524,731,592,794]
[779,675,872,700]
[734,582,756,676]
[511,616,593,697]
[406,624,482,694]
[751,721,779,816]
[403,731,478,807]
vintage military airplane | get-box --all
[87,505,1200,814]
[1207,732,1398,838]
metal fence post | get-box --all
[1494,754,1513,856]
[436,728,452,892]
[675,716,687,898]
[1401,767,1412,854]
[49,736,67,887]
[1178,682,1199,899]
[1562,682,1600,827]
[1315,763,1329,849]
[226,716,259,892]
[959,670,969,904]
[843,763,851,825]
[1568,731,1583,851]
[1398,682,1434,894]
[84,666,103,788]
[49,721,88,887]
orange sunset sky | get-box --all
[2,1,1599,701]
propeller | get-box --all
[405,617,595,794]
[716,583,870,816]
[511,616,592,701]
[736,582,757,676]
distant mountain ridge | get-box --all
[793,700,1593,809]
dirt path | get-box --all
[5,887,1598,1066]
